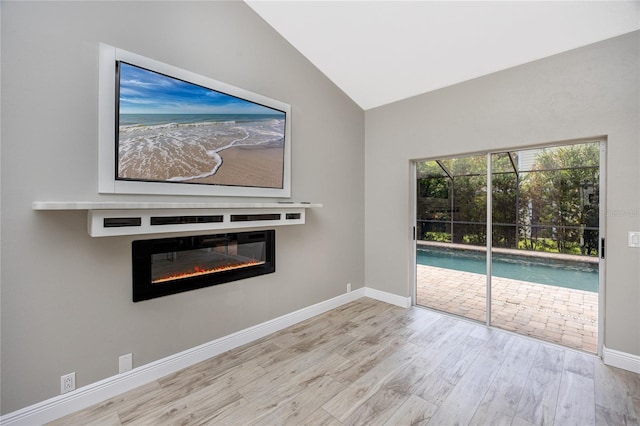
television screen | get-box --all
[116,62,286,189]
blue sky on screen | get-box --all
[118,62,282,115]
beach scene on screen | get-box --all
[117,62,285,188]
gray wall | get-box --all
[0,1,364,413]
[365,32,640,357]
[2,0,639,416]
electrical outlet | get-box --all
[347,283,351,292]
[119,353,133,374]
[61,372,75,394]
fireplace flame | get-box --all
[152,260,265,284]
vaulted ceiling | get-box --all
[246,1,640,110]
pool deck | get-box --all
[416,264,598,353]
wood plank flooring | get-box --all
[48,298,640,426]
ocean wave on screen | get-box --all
[117,119,285,181]
[119,120,230,133]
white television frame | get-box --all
[98,43,291,198]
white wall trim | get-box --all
[0,288,369,426]
[603,345,640,374]
[364,287,412,308]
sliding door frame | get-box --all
[597,141,606,356]
[410,160,418,304]
[411,138,606,356]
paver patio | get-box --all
[416,264,598,353]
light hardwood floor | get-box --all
[49,298,639,425]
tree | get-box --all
[415,143,599,256]
[520,143,599,255]
[491,153,518,248]
[448,155,487,245]
[416,161,451,241]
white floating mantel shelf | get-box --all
[32,201,322,237]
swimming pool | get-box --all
[417,246,598,292]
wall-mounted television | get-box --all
[98,44,291,197]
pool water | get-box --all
[417,247,598,292]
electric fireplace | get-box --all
[132,230,275,302]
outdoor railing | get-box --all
[417,219,599,256]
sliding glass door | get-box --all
[489,144,601,353]
[414,141,603,354]
[415,154,487,323]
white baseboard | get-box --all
[603,345,640,374]
[0,288,371,426]
[364,287,412,308]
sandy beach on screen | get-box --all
[187,144,284,188]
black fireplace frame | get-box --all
[132,230,275,302]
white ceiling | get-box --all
[246,1,640,110]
